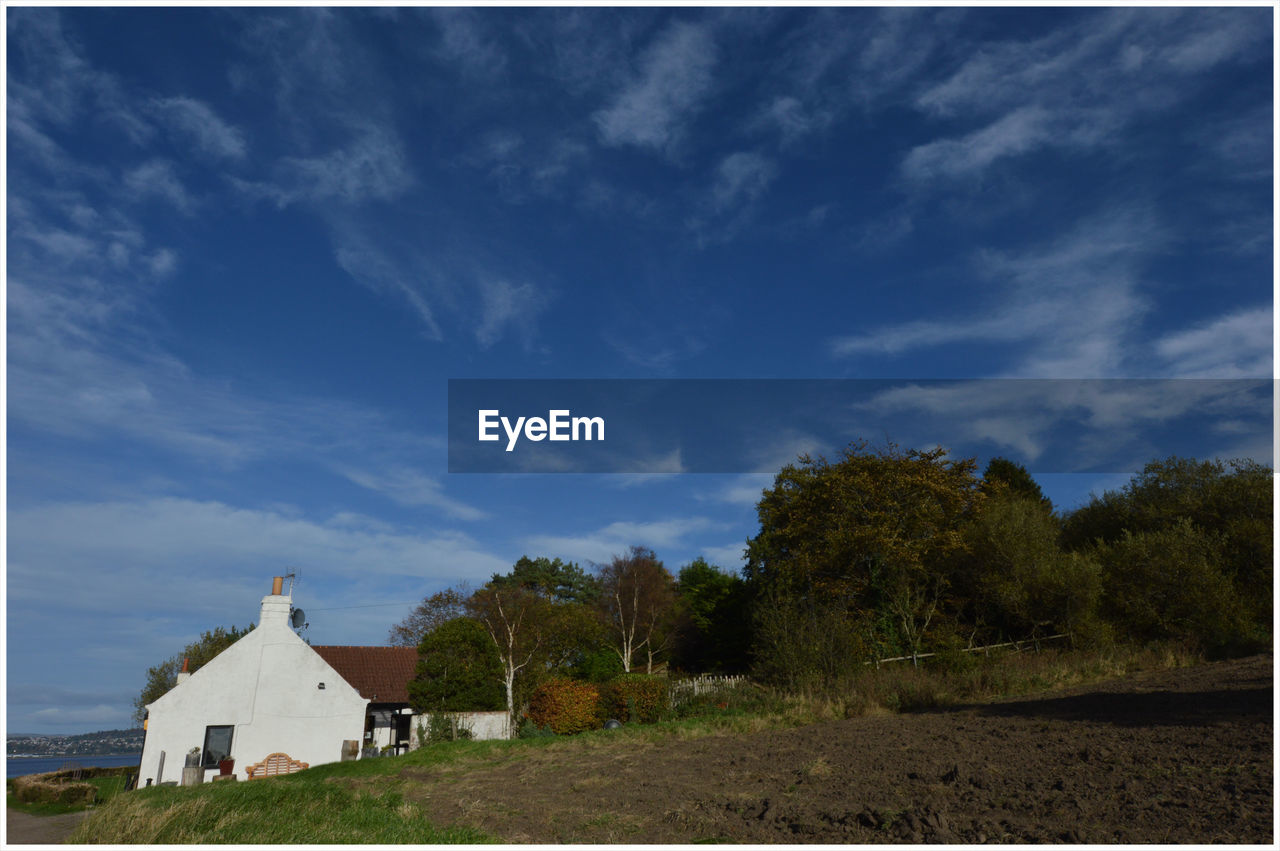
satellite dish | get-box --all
[291,608,306,629]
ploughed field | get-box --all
[390,655,1272,843]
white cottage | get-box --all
[138,578,368,785]
[138,577,512,786]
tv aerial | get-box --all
[284,568,308,633]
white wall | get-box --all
[409,710,510,746]
[139,595,368,784]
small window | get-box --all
[202,725,234,767]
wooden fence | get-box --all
[869,633,1069,667]
[670,633,1071,698]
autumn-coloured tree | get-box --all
[746,441,984,672]
[596,546,677,673]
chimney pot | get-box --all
[271,576,284,595]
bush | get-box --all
[600,674,668,723]
[1094,521,1258,655]
[12,772,97,805]
[527,678,600,735]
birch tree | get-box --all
[467,586,548,727]
[597,546,676,673]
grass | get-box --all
[70,642,1209,844]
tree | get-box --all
[408,617,504,713]
[466,585,553,725]
[388,587,467,647]
[982,457,1052,512]
[671,558,750,673]
[132,625,253,724]
[959,494,1102,643]
[596,546,677,673]
[1093,521,1256,654]
[746,441,984,671]
[489,556,601,605]
[1060,456,1272,631]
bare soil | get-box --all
[394,655,1272,843]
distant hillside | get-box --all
[8,728,144,756]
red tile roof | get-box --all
[311,645,417,704]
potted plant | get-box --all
[184,747,201,767]
[218,757,235,776]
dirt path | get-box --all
[394,655,1272,843]
[5,810,90,845]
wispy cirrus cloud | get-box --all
[236,129,413,208]
[594,20,717,154]
[830,210,1160,377]
[905,8,1268,183]
[902,107,1053,183]
[123,159,194,213]
[1154,307,1272,379]
[150,96,247,160]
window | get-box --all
[202,725,234,767]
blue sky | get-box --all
[6,5,1272,734]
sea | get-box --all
[6,754,141,778]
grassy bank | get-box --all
[70,643,1203,844]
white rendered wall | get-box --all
[409,710,511,747]
[139,595,368,784]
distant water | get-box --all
[7,754,141,778]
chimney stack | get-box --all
[176,657,191,685]
[260,575,292,628]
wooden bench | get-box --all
[245,753,309,780]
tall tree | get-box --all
[489,556,601,605]
[408,617,504,713]
[466,585,552,725]
[596,546,677,673]
[388,587,467,647]
[746,441,984,668]
[672,558,750,673]
[133,625,253,723]
[982,457,1052,512]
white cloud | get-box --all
[594,20,717,153]
[906,9,1268,184]
[8,497,511,618]
[700,542,748,570]
[123,159,193,213]
[239,129,412,208]
[333,237,444,340]
[712,151,776,212]
[524,516,718,566]
[429,8,506,79]
[336,466,488,521]
[902,107,1052,183]
[151,96,247,160]
[1154,307,1273,378]
[829,210,1160,378]
[475,278,547,349]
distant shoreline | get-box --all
[8,753,142,759]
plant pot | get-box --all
[218,759,235,776]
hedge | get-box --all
[601,674,668,723]
[11,772,97,806]
[527,678,600,735]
